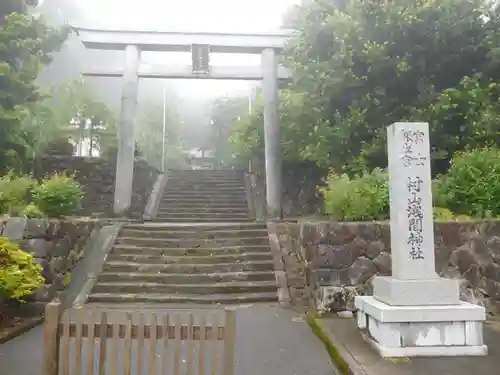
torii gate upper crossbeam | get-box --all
[73,27,294,53]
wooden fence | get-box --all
[43,301,236,375]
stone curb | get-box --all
[143,173,168,220]
[0,316,44,345]
[267,222,292,306]
[71,223,123,308]
[306,314,368,375]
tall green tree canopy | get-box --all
[229,0,500,175]
[0,0,69,172]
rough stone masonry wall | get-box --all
[1,217,101,306]
[36,155,159,218]
[272,221,500,316]
[251,158,325,217]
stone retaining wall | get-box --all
[36,155,158,218]
[250,158,325,217]
[1,218,102,306]
[271,221,500,316]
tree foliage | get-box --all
[210,95,251,165]
[136,100,189,171]
[20,78,118,159]
[228,0,500,176]
[0,2,69,173]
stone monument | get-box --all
[355,122,487,357]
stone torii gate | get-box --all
[74,27,292,219]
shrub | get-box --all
[22,203,43,218]
[433,207,472,221]
[437,147,500,217]
[0,237,44,302]
[33,172,83,217]
[319,168,389,221]
[44,138,74,156]
[0,172,38,215]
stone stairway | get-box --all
[155,169,251,222]
[88,223,278,304]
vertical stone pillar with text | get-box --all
[355,122,487,357]
[375,122,459,306]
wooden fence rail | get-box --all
[43,301,236,375]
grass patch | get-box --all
[306,313,351,375]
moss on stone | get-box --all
[306,313,351,375]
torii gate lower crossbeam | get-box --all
[74,27,292,219]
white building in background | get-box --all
[71,138,100,157]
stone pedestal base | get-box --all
[355,296,487,357]
[373,276,460,306]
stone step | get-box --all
[166,179,246,189]
[165,181,245,186]
[97,271,276,284]
[116,236,269,249]
[161,194,247,201]
[91,280,277,295]
[152,213,249,220]
[123,223,266,231]
[115,236,271,247]
[157,207,249,214]
[169,172,243,175]
[119,228,268,239]
[151,217,254,223]
[87,291,278,305]
[166,183,246,189]
[165,185,246,191]
[106,252,273,264]
[169,170,243,174]
[160,201,248,208]
[162,191,245,197]
[167,175,244,180]
[111,245,272,256]
[102,260,275,273]
[159,199,247,206]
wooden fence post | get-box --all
[222,310,237,375]
[44,300,62,375]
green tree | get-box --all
[210,96,251,165]
[0,2,69,172]
[136,100,188,171]
[230,0,500,175]
[20,78,118,159]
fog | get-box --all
[34,0,298,147]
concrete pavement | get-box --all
[0,304,338,375]
[315,314,500,375]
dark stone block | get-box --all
[24,219,49,239]
[312,268,350,286]
[53,235,72,257]
[3,218,27,240]
[315,244,354,269]
[349,256,376,286]
[464,264,482,288]
[365,239,385,259]
[373,252,391,275]
[483,264,500,283]
[486,236,500,262]
[21,239,54,259]
[450,245,478,274]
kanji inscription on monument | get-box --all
[387,122,437,280]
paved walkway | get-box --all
[0,304,338,375]
[317,315,500,375]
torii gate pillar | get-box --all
[114,44,140,216]
[262,48,282,219]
